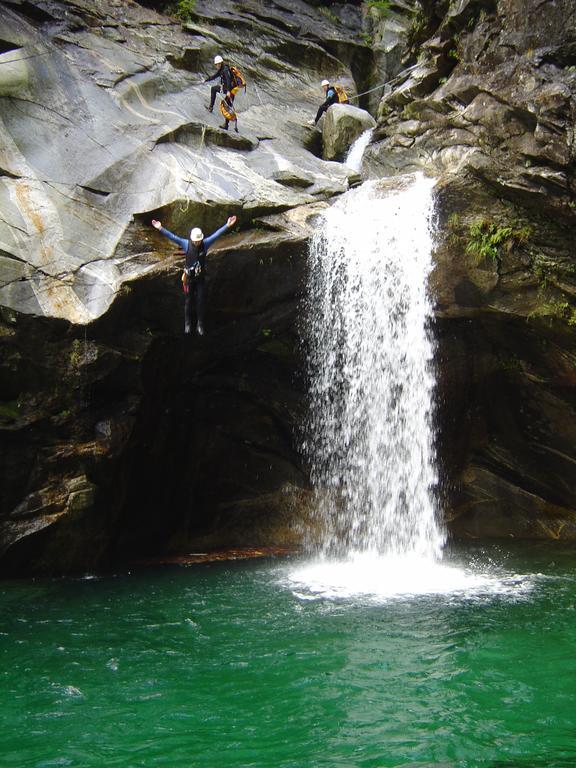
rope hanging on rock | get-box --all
[348,63,421,102]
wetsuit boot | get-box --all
[219,119,229,130]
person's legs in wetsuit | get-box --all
[208,84,221,111]
[184,288,193,335]
[195,277,206,335]
[184,279,206,336]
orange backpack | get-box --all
[230,65,246,91]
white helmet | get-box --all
[321,79,329,87]
[190,227,204,242]
[214,55,224,65]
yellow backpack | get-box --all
[335,85,349,104]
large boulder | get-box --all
[322,104,376,160]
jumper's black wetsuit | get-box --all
[205,64,236,110]
[184,240,207,335]
[158,223,230,335]
[315,86,339,124]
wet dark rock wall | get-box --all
[367,0,576,540]
[0,0,366,573]
[0,213,319,573]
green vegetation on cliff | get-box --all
[465,218,532,265]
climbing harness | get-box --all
[182,263,202,293]
[186,239,206,274]
[188,261,203,278]
[182,243,205,292]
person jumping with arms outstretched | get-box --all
[151,215,237,336]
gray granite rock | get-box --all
[0,0,368,324]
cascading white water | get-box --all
[345,129,373,173]
[302,173,445,562]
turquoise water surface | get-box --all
[1,543,576,768]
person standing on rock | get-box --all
[314,79,348,125]
[204,54,240,132]
[151,216,237,336]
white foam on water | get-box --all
[285,555,537,602]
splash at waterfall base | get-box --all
[300,174,445,582]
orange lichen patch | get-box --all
[15,181,45,236]
[43,278,75,315]
[134,547,296,567]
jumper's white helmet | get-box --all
[190,227,204,242]
[321,79,329,87]
[214,55,224,65]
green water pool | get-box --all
[1,543,575,767]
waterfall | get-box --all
[345,129,373,173]
[302,173,444,562]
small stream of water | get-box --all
[345,128,373,172]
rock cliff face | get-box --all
[367,0,576,539]
[1,0,576,574]
[0,0,371,573]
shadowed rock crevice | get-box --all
[0,41,21,54]
[112,331,308,559]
